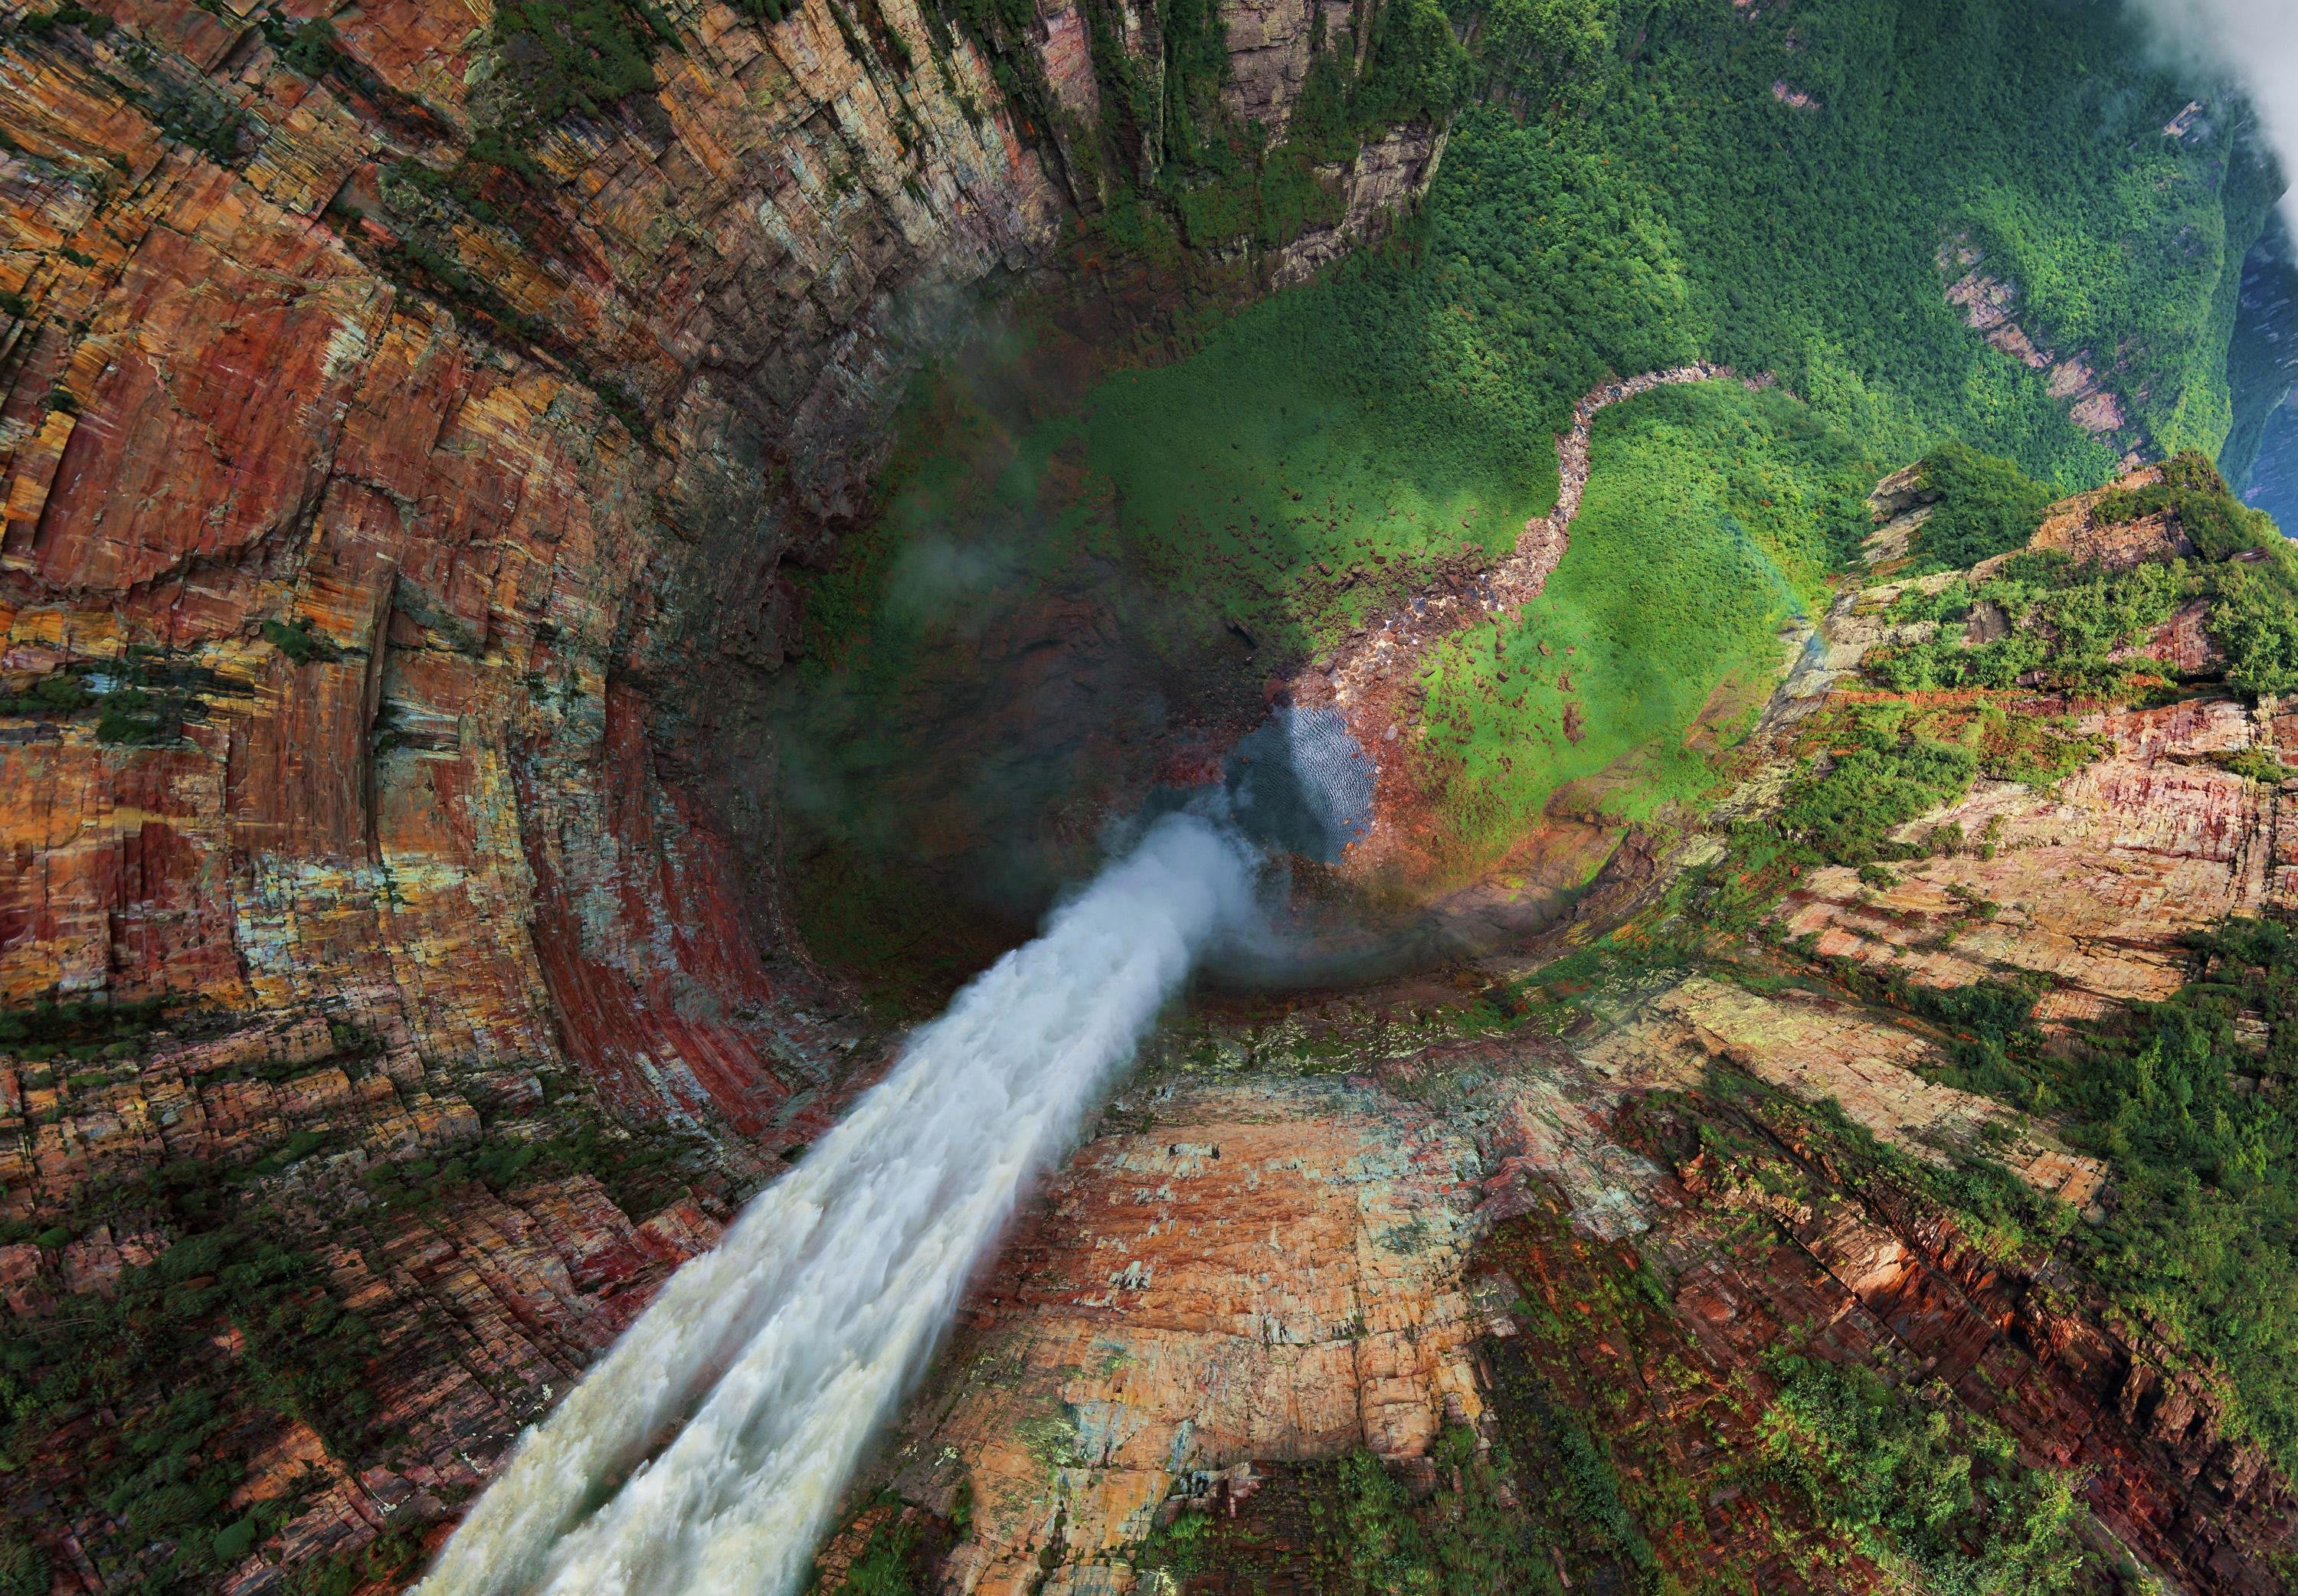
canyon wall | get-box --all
[0,0,1439,1141]
[804,466,2298,1595]
[0,0,1440,1585]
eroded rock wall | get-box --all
[0,0,1442,1584]
[0,0,1439,1141]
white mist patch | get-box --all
[414,813,1259,1596]
[2126,0,2298,233]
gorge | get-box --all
[4,0,2298,1590]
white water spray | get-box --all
[414,813,1258,1596]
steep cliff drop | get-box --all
[411,813,1259,1596]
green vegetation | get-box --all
[488,0,671,134]
[2093,448,2269,556]
[1413,381,1870,857]
[2,649,232,747]
[0,1168,379,1588]
[280,17,342,77]
[1849,917,2298,1480]
[1865,552,2183,696]
[260,617,345,665]
[0,994,174,1061]
[1307,1428,1557,1594]
[1289,0,2263,482]
[1866,453,2298,701]
[1759,1357,2085,1594]
[0,1061,712,1590]
[253,12,358,83]
[1687,691,2109,935]
[947,0,1466,256]
[93,656,219,745]
[0,1537,47,1596]
[1773,709,1978,867]
[142,76,249,165]
[1,667,93,718]
[12,1,112,38]
[2223,746,2298,785]
[827,1516,926,1595]
[1131,1503,1216,1583]
[2087,450,2298,695]
[792,0,2277,930]
[2208,561,2298,698]
[358,1104,711,1222]
[1107,1424,1560,1595]
[277,1531,424,1596]
[1083,320,1563,656]
[1904,442,2053,571]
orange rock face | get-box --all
[0,0,1161,1154]
[0,0,1452,1583]
[882,1078,1487,1588]
[851,972,2286,1591]
[2,0,2288,1585]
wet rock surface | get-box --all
[1,0,2294,1587]
[0,0,1442,1581]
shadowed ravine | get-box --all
[414,815,1259,1596]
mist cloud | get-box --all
[2125,0,2298,234]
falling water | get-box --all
[414,811,1259,1596]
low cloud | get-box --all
[2126,0,2298,234]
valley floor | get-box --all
[808,464,2298,1595]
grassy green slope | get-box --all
[1416,381,1872,853]
[1081,320,1557,659]
[1189,0,2270,495]
[782,0,2280,946]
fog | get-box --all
[2126,0,2298,231]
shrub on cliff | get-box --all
[0,1538,45,1596]
[2093,449,2280,563]
[1760,1358,2084,1595]
[2069,447,2298,697]
[1910,442,2053,571]
[0,1207,378,1585]
[490,0,670,133]
[1855,912,2298,1481]
[1774,711,1978,867]
[2211,563,2298,698]
[1357,0,1472,126]
[1865,554,2182,699]
[1299,1429,1559,1595]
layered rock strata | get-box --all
[0,0,1443,1584]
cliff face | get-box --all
[0,0,1440,1584]
[0,0,1443,1136]
[0,0,1056,1133]
[801,467,2298,1594]
[8,0,2296,1588]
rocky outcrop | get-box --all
[1268,121,1446,286]
[1217,0,1356,135]
[1586,975,2110,1205]
[1942,238,2146,461]
[830,463,2298,1592]
[846,969,2285,1591]
[0,0,1445,1583]
[0,0,1445,1134]
[872,1077,1487,1589]
[1778,692,2295,1015]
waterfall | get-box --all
[414,811,1259,1596]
